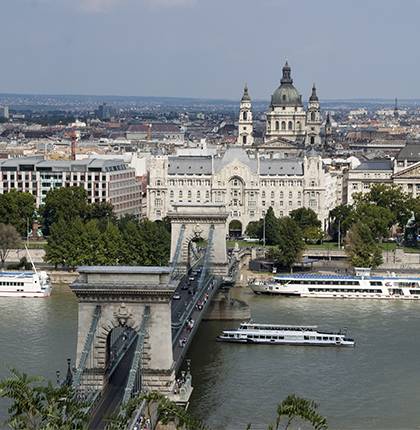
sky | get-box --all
[1,0,420,100]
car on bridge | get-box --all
[173,293,181,300]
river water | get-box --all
[0,285,420,430]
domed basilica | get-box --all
[237,62,322,149]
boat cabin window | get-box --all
[397,282,417,288]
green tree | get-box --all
[268,217,305,270]
[264,207,281,245]
[0,224,21,268]
[41,187,89,236]
[0,369,89,430]
[87,201,115,225]
[329,204,353,241]
[44,218,86,269]
[80,219,106,265]
[354,203,394,240]
[0,370,328,430]
[137,220,171,265]
[101,222,124,265]
[245,220,263,239]
[268,394,328,430]
[302,226,324,244]
[355,184,412,227]
[345,222,383,269]
[290,208,322,230]
[0,190,36,236]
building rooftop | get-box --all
[396,143,420,162]
[354,159,393,171]
[0,156,128,172]
[168,155,212,175]
[260,159,303,175]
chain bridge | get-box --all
[68,204,240,429]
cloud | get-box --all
[78,0,126,13]
[78,0,196,13]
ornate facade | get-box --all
[147,147,339,234]
[237,84,254,146]
[237,62,322,149]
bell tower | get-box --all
[237,84,254,146]
[305,83,322,147]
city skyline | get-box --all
[1,0,420,100]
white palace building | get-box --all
[147,148,339,236]
[147,62,339,235]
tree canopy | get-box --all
[245,220,263,239]
[41,187,90,236]
[0,190,36,236]
[0,369,328,430]
[0,224,21,268]
[290,208,321,230]
[268,216,305,270]
[345,221,383,269]
[45,217,171,269]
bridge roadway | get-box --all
[89,338,137,429]
[171,267,220,371]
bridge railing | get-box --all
[122,306,150,405]
[72,305,102,390]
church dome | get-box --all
[270,62,303,107]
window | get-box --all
[297,121,301,130]
[310,136,315,145]
[179,190,183,199]
[281,121,286,130]
[197,191,201,201]
[288,121,293,130]
[311,111,316,121]
[271,191,274,199]
[243,135,247,145]
[170,190,174,199]
[243,111,247,121]
[275,121,279,131]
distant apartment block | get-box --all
[0,106,9,119]
[0,157,141,217]
[126,123,185,142]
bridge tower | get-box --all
[168,204,229,276]
[70,266,177,398]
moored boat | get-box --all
[249,271,420,300]
[0,271,52,298]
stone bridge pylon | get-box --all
[168,204,229,276]
[70,266,177,396]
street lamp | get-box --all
[262,216,266,247]
[338,218,341,250]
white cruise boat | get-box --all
[0,271,52,297]
[217,322,354,347]
[250,271,420,300]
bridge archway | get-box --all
[71,266,176,397]
[229,220,242,238]
[168,204,229,276]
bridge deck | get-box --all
[171,270,220,372]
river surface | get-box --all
[0,285,420,430]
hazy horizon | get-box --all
[1,0,420,100]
